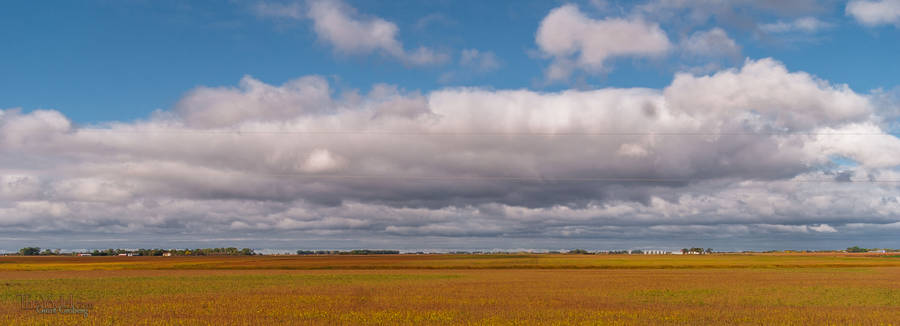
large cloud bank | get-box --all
[2,58,900,248]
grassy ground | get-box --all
[1,253,898,325]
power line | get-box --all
[70,128,898,136]
[247,173,900,183]
[3,168,894,183]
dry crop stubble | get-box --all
[0,254,898,325]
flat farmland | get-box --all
[1,254,899,325]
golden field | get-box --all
[1,253,899,325]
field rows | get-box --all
[1,254,898,325]
[2,253,899,271]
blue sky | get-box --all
[2,0,900,251]
[2,0,898,123]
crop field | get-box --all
[1,254,899,325]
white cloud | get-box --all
[0,175,41,200]
[809,224,838,232]
[535,4,671,81]
[760,17,833,33]
[2,59,900,245]
[666,58,870,130]
[0,109,71,146]
[681,28,740,58]
[306,0,447,65]
[806,123,900,168]
[306,0,401,54]
[755,224,837,233]
[299,149,344,173]
[256,0,448,65]
[174,75,333,128]
[846,0,900,27]
[616,143,650,157]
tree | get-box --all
[705,248,713,254]
[846,246,868,253]
[19,247,41,256]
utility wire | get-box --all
[247,173,900,183]
[70,128,897,136]
[2,168,893,183]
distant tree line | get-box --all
[15,247,255,256]
[846,246,878,253]
[296,250,400,255]
[18,247,48,256]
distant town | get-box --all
[3,246,897,256]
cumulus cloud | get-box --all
[681,28,740,58]
[666,58,870,130]
[535,4,671,81]
[174,75,334,128]
[2,58,900,248]
[256,0,447,65]
[846,0,900,27]
[809,224,838,232]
